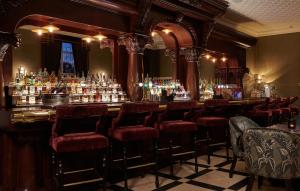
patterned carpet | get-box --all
[107,149,288,191]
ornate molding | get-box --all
[118,34,149,54]
[195,21,215,49]
[0,0,28,16]
[135,0,153,33]
[0,44,9,61]
[0,32,21,61]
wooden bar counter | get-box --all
[0,99,263,191]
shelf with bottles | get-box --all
[139,76,191,102]
[9,67,128,106]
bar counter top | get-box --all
[6,99,264,126]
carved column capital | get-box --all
[100,38,114,53]
[118,34,149,54]
[180,48,200,63]
[0,32,21,61]
[165,48,176,63]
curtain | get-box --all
[72,43,89,76]
[41,36,62,75]
[41,34,89,76]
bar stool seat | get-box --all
[159,120,197,133]
[196,117,228,127]
[51,132,108,153]
[111,126,159,142]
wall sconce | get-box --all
[82,37,93,43]
[255,74,264,84]
[32,28,47,36]
[94,34,107,41]
[151,31,157,37]
[43,25,59,33]
[211,58,217,63]
[162,29,171,34]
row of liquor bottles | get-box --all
[140,76,191,101]
[10,67,128,105]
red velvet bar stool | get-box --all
[247,100,273,127]
[109,102,160,190]
[195,99,230,164]
[50,104,109,190]
[156,101,198,176]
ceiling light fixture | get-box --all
[162,29,171,34]
[212,58,217,63]
[94,34,107,41]
[221,56,227,62]
[32,28,47,36]
[43,25,59,33]
[205,54,211,59]
[82,37,93,43]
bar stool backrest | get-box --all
[165,101,197,121]
[243,128,300,179]
[203,99,229,116]
[204,99,229,107]
[116,102,159,127]
[54,104,108,136]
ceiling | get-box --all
[217,0,300,37]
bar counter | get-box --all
[0,99,264,191]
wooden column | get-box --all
[118,34,149,101]
[181,48,200,100]
[0,32,20,108]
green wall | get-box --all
[13,29,41,77]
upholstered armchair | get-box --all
[243,128,300,191]
[229,116,260,178]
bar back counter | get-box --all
[0,99,263,191]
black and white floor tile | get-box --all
[106,149,288,191]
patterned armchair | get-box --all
[229,116,260,178]
[243,128,300,191]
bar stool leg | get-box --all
[58,156,63,190]
[153,139,159,188]
[102,152,107,191]
[206,130,211,165]
[193,134,198,173]
[225,126,230,161]
[123,144,128,190]
[169,138,174,176]
[51,152,56,190]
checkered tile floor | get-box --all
[107,149,287,191]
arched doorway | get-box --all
[145,21,200,99]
